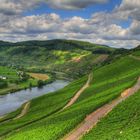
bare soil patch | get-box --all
[28,73,49,81]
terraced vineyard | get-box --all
[1,0,140,139]
[0,76,87,138]
[1,55,140,140]
[82,89,140,140]
[0,40,140,140]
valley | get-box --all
[1,0,140,139]
[0,40,140,140]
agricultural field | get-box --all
[2,55,140,140]
[82,90,140,140]
[0,66,43,95]
[0,0,140,139]
[0,66,19,82]
[0,40,140,140]
[28,73,49,81]
[0,76,87,138]
[0,40,114,79]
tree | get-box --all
[37,80,45,88]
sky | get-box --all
[0,0,140,48]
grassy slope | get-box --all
[4,56,140,140]
[82,91,140,140]
[0,76,87,137]
[129,45,140,57]
[0,66,19,82]
[132,50,140,56]
[0,106,23,123]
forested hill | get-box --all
[0,39,131,78]
[0,39,115,53]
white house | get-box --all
[0,76,7,80]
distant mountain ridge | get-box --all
[0,39,114,52]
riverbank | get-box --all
[0,72,55,96]
[0,80,69,117]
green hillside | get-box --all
[131,46,140,56]
[1,54,140,140]
[0,39,116,79]
[0,76,87,138]
[82,90,140,140]
[0,40,140,140]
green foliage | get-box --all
[0,80,8,88]
[37,80,46,87]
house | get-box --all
[0,76,7,80]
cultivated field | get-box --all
[0,66,39,95]
[28,73,49,81]
[2,56,140,140]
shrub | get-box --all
[37,80,45,88]
[0,80,8,88]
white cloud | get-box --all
[115,0,140,21]
[0,0,42,16]
[46,0,108,10]
[0,0,140,48]
[128,20,140,35]
[119,0,140,11]
[8,13,61,34]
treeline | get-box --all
[0,39,115,53]
[0,80,8,88]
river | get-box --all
[0,80,69,116]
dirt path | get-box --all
[63,77,140,140]
[13,102,30,120]
[129,55,140,61]
[0,102,30,124]
[0,74,92,138]
[62,73,93,110]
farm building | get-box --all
[0,76,7,80]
